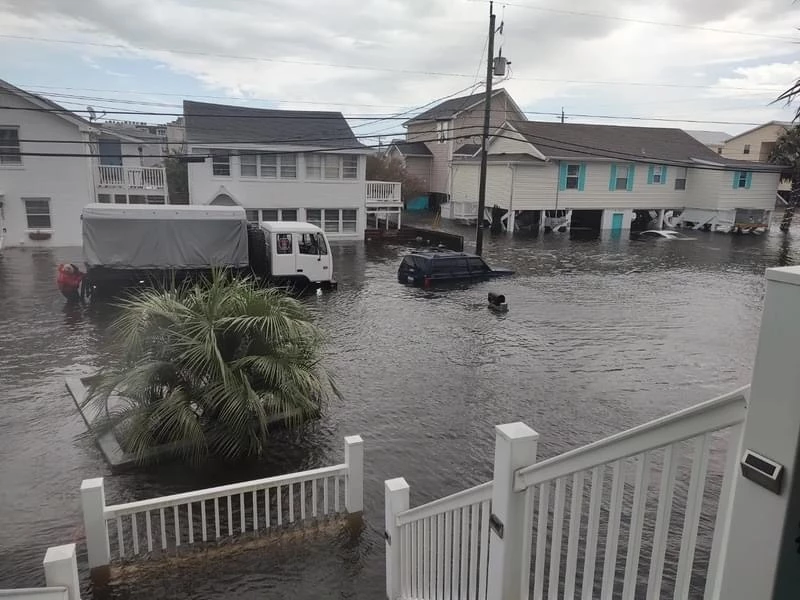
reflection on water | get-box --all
[2,223,800,598]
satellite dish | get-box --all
[87,106,97,122]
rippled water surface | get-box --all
[2,222,799,598]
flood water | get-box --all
[1,222,798,598]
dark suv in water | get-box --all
[397,251,513,287]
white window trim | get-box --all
[259,208,298,222]
[304,208,359,233]
[0,125,23,168]
[652,165,663,184]
[305,154,360,182]
[258,153,298,180]
[22,197,53,231]
[565,164,580,190]
[210,149,231,177]
[436,121,450,144]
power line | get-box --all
[0,33,786,92]
[467,0,799,41]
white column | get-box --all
[486,422,539,600]
[397,208,402,230]
[81,477,110,570]
[345,435,364,513]
[43,544,81,600]
[715,266,800,600]
[385,477,410,600]
[538,210,546,235]
[657,209,665,230]
[506,210,516,235]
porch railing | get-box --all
[386,389,748,600]
[366,181,402,204]
[97,165,166,190]
[83,435,363,569]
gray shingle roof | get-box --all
[405,89,507,124]
[454,143,481,156]
[184,100,366,148]
[509,121,779,169]
[390,141,432,156]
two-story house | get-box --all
[721,121,790,162]
[184,101,399,240]
[0,79,168,249]
[448,120,782,234]
[387,89,526,206]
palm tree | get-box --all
[769,125,800,231]
[85,271,338,465]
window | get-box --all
[324,155,340,179]
[306,155,322,179]
[468,257,490,273]
[436,120,450,143]
[276,233,293,254]
[240,152,258,177]
[615,165,629,190]
[342,209,357,232]
[23,198,51,229]
[298,232,328,255]
[129,195,145,204]
[261,209,279,222]
[146,195,165,204]
[306,209,322,227]
[717,147,723,154]
[651,165,664,184]
[735,171,751,189]
[245,209,259,223]
[282,209,297,221]
[97,193,111,204]
[279,154,297,178]
[342,156,358,179]
[0,127,21,165]
[258,154,296,178]
[674,167,687,190]
[115,194,128,204]
[211,149,230,176]
[324,209,340,232]
[260,154,278,178]
[743,144,751,155]
[566,164,580,189]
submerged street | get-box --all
[1,223,797,598]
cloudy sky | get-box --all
[1,0,799,140]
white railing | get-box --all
[82,435,363,568]
[515,387,747,600]
[443,200,478,221]
[0,544,80,600]
[391,482,493,600]
[97,165,166,190]
[386,389,748,600]
[366,181,402,204]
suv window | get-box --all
[401,256,416,269]
[432,257,469,273]
[468,257,490,273]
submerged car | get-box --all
[397,251,514,287]
[633,230,695,241]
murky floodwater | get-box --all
[1,221,798,598]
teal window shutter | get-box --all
[578,163,587,191]
[733,172,740,189]
[746,171,753,189]
[647,165,654,184]
[661,166,668,185]
[559,163,568,191]
[627,164,635,191]
[609,164,617,191]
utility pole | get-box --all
[474,1,496,256]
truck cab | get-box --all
[259,222,335,289]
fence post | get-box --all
[81,477,110,572]
[43,543,81,600]
[486,422,539,600]
[714,266,800,600]
[345,435,364,513]
[385,477,410,600]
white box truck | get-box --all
[80,204,336,298]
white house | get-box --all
[447,120,782,234]
[0,79,168,249]
[184,101,401,241]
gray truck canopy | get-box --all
[82,204,249,269]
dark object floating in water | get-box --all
[488,292,508,312]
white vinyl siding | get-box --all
[716,171,780,210]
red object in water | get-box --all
[57,264,84,300]
[423,276,431,289]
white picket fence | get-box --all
[386,389,748,600]
[82,435,363,569]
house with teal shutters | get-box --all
[446,120,783,234]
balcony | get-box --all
[96,165,167,192]
[365,181,402,207]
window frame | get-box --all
[211,149,231,176]
[259,153,297,179]
[239,152,258,177]
[436,120,450,144]
[23,197,52,230]
[0,126,22,166]
[615,165,629,191]
[737,171,748,189]
[565,164,580,190]
[743,144,751,155]
[305,155,323,180]
[652,165,664,184]
[674,167,687,190]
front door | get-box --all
[271,232,295,278]
[611,212,624,235]
[295,232,330,282]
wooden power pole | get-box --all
[474,1,496,256]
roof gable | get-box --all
[184,100,367,149]
[388,140,432,157]
[723,120,791,144]
[404,88,524,125]
[0,78,90,129]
